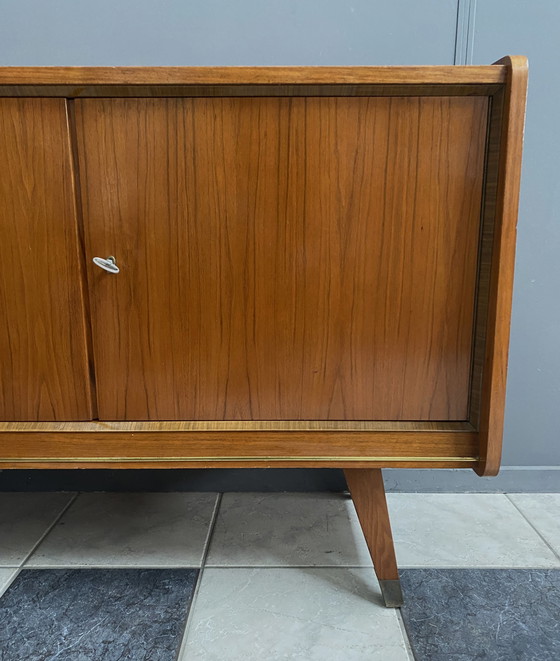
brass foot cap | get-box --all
[379,579,404,608]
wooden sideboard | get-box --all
[0,58,527,606]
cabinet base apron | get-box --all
[0,423,478,469]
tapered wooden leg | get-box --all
[344,468,403,607]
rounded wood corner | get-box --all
[492,55,528,71]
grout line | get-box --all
[202,564,375,569]
[505,494,560,563]
[395,607,417,661]
[389,564,560,570]
[200,493,223,566]
[174,492,223,661]
[185,563,560,570]
[23,564,204,570]
[19,492,79,568]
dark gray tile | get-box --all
[401,569,560,661]
[0,568,198,660]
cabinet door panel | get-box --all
[76,97,487,421]
[0,99,93,420]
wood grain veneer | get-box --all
[344,469,399,577]
[75,95,487,421]
[0,98,93,420]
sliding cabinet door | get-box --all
[76,96,487,421]
[0,99,93,420]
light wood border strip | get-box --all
[0,459,478,469]
[475,56,528,476]
[0,420,473,432]
[0,66,506,86]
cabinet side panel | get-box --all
[77,96,487,421]
[0,98,93,420]
[475,57,528,475]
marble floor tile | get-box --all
[206,492,372,567]
[0,492,74,566]
[182,567,410,660]
[27,492,217,567]
[508,494,560,558]
[400,569,560,661]
[387,493,559,567]
[0,568,198,661]
[0,568,18,597]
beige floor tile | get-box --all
[388,493,560,568]
[182,568,410,661]
[206,492,372,567]
[0,493,74,566]
[508,494,560,558]
[27,492,218,567]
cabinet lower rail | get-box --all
[0,427,478,469]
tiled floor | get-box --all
[0,492,559,660]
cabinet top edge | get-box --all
[0,65,508,86]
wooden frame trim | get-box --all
[0,422,477,469]
[0,429,478,469]
[475,56,528,476]
[0,66,506,99]
[0,66,506,86]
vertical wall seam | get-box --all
[465,0,477,64]
[454,0,477,65]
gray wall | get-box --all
[1,1,558,488]
[0,0,457,66]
